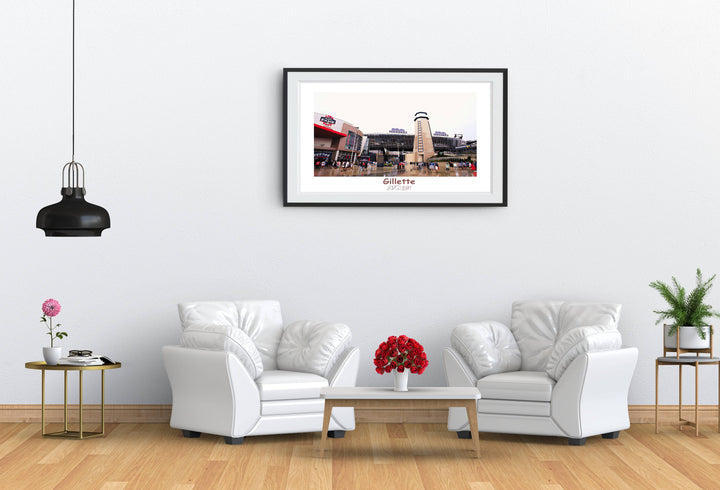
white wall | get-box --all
[2,0,720,405]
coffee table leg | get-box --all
[464,401,480,459]
[319,400,333,455]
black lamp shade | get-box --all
[36,187,110,237]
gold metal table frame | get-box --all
[25,361,122,439]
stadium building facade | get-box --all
[313,112,363,164]
[363,130,467,163]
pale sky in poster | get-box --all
[314,92,477,140]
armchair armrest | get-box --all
[443,347,479,432]
[326,346,359,431]
[442,347,479,387]
[327,346,360,387]
[162,345,261,438]
[551,347,638,438]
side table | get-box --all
[25,361,122,439]
[655,356,720,436]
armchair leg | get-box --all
[182,430,201,438]
[602,431,620,439]
[327,430,346,438]
[457,431,472,439]
[567,438,586,446]
[224,436,244,445]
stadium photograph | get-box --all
[313,91,478,178]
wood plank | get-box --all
[609,425,702,488]
[98,483,127,490]
[286,444,332,490]
[0,423,37,460]
[214,434,258,488]
[523,434,624,488]
[331,421,377,485]
[2,422,720,487]
[368,422,393,464]
[630,423,720,488]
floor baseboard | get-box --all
[628,404,719,425]
[0,404,171,423]
[1,404,717,425]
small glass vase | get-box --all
[393,369,409,391]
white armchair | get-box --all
[443,301,638,445]
[162,300,359,444]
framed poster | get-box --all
[284,68,507,206]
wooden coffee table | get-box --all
[319,386,481,458]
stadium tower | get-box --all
[406,111,436,163]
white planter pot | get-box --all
[393,369,409,391]
[664,325,711,349]
[43,347,62,365]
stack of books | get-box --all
[57,355,115,366]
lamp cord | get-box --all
[71,0,75,163]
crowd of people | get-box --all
[314,159,376,170]
[313,158,476,176]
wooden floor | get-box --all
[3,422,720,489]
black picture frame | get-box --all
[284,68,507,206]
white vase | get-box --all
[664,325,711,349]
[43,347,61,365]
[393,369,409,391]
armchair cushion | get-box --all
[235,300,284,370]
[255,370,329,401]
[451,322,521,378]
[509,300,564,371]
[545,325,622,380]
[476,371,555,402]
[181,325,264,379]
[178,301,238,330]
[277,321,352,377]
[556,302,621,338]
[178,300,284,371]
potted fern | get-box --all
[649,268,720,350]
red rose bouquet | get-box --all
[373,335,428,375]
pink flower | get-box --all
[42,299,61,317]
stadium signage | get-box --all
[319,115,336,126]
[314,112,346,134]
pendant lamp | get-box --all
[36,0,110,237]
